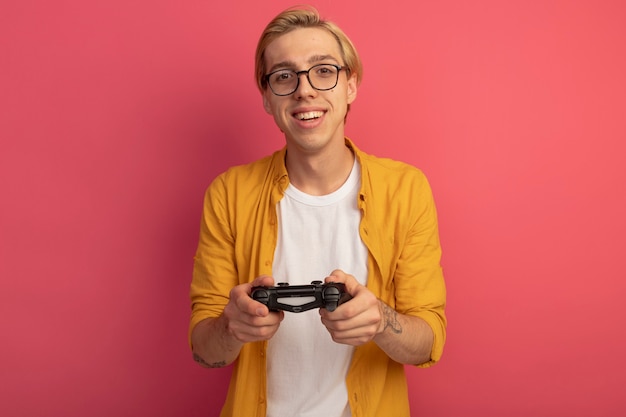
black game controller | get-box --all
[251,280,352,313]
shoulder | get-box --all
[207,149,285,195]
[357,150,431,193]
[360,152,424,175]
[349,138,426,181]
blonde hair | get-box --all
[254,6,363,93]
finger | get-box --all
[230,316,282,343]
[324,322,379,346]
[320,292,380,326]
[325,270,362,297]
[230,285,268,317]
[243,294,271,317]
[326,269,347,282]
[231,276,276,317]
[251,274,275,288]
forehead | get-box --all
[264,27,343,69]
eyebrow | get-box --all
[267,54,340,74]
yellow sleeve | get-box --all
[188,174,238,345]
[394,171,447,367]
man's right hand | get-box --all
[191,275,284,368]
[222,275,284,343]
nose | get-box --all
[293,71,317,98]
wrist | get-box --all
[219,312,243,347]
[376,299,386,335]
[377,300,403,335]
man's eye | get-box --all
[273,72,294,83]
[315,66,336,77]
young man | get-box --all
[189,6,446,417]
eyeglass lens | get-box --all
[268,64,340,95]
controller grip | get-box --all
[250,281,352,313]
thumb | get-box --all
[251,274,275,289]
[326,270,360,297]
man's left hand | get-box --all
[319,269,384,346]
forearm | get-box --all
[373,301,434,365]
[191,316,243,368]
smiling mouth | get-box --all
[294,111,324,121]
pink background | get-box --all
[2,0,625,416]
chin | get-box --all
[287,135,328,150]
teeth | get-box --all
[295,111,323,120]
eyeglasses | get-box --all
[264,64,345,96]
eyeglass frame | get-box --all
[264,63,346,96]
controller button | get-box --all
[324,287,340,296]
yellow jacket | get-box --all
[190,139,446,417]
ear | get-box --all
[346,73,358,104]
[262,91,273,114]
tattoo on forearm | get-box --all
[193,353,226,368]
[382,304,403,334]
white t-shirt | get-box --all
[267,159,368,417]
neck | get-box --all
[285,139,354,196]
